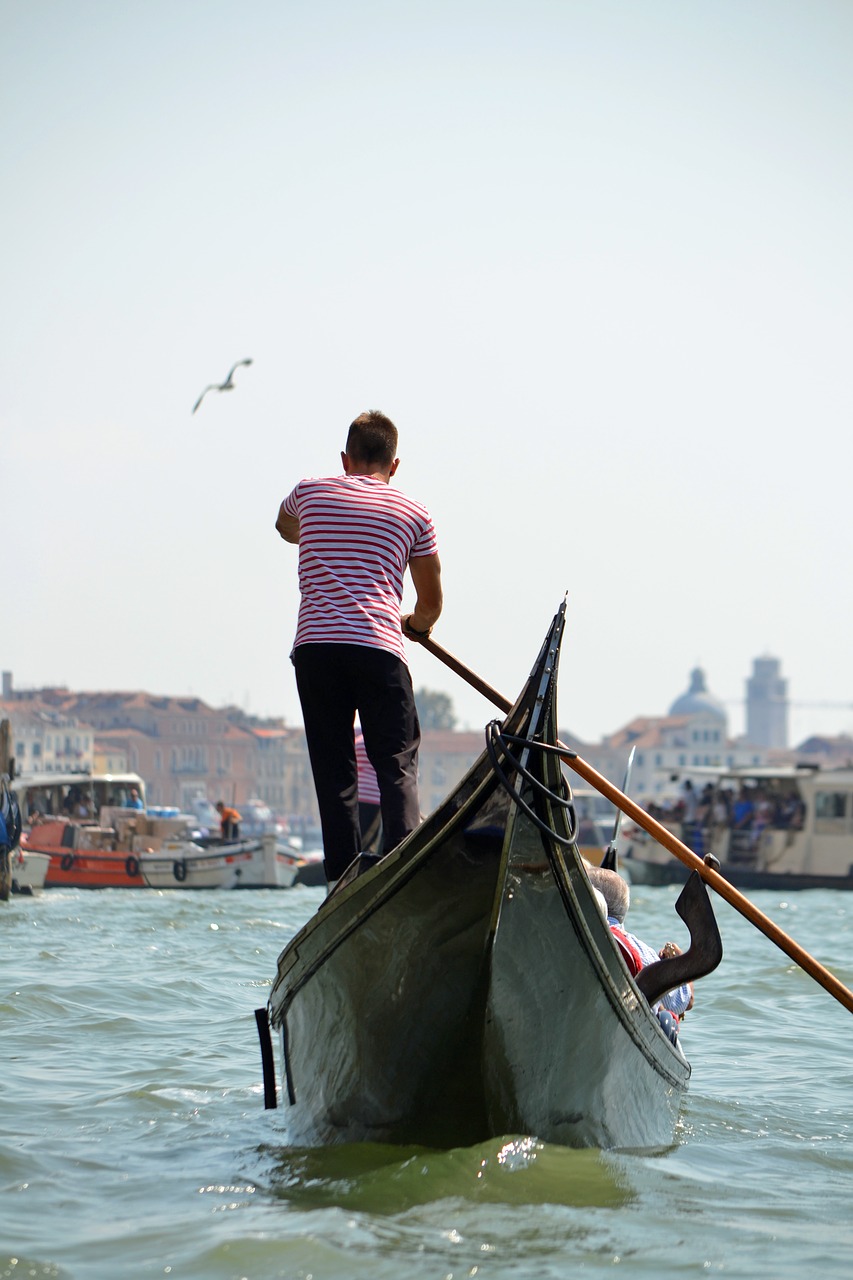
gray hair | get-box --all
[586,866,631,922]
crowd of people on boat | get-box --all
[22,786,94,823]
[644,779,806,847]
[24,783,146,825]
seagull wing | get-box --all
[192,385,217,414]
[224,358,253,382]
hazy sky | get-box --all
[4,0,852,747]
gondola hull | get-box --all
[266,607,691,1150]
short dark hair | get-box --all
[346,410,398,467]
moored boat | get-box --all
[24,817,255,890]
[259,605,721,1150]
[139,838,255,889]
[14,771,326,890]
[187,831,325,888]
[10,846,50,895]
[237,836,326,889]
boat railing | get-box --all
[725,829,759,866]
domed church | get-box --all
[668,668,727,732]
[590,666,767,802]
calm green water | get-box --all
[2,882,852,1280]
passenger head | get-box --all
[586,866,631,922]
[591,887,609,918]
[345,410,398,470]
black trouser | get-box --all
[293,643,421,881]
[358,801,381,845]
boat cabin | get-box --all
[637,764,853,881]
[14,771,147,826]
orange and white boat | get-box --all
[14,772,325,890]
[24,820,254,890]
[16,772,253,890]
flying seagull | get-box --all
[192,359,253,414]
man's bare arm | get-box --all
[276,503,300,543]
[404,554,443,637]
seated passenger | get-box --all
[126,787,144,812]
[586,865,694,1041]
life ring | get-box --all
[60,853,74,872]
[173,858,187,883]
[125,856,140,878]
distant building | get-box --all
[0,701,94,775]
[0,656,795,834]
[582,667,768,803]
[418,730,485,813]
[791,733,853,769]
[93,740,129,775]
[0,679,304,816]
[746,655,788,749]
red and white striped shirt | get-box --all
[282,474,438,661]
[354,728,381,804]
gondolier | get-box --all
[275,409,443,888]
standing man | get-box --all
[276,409,442,889]
[215,801,241,841]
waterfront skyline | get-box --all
[3,652,849,755]
[4,1,853,747]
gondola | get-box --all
[258,604,722,1150]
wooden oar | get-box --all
[419,633,853,1017]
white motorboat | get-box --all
[10,847,50,895]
